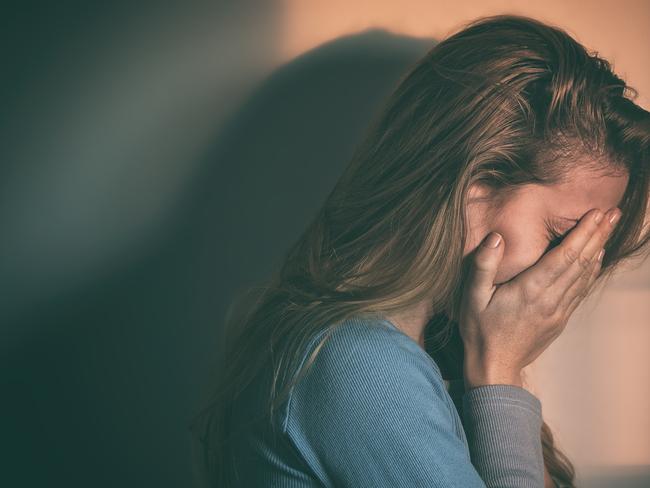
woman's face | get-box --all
[463,167,629,285]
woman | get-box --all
[191,14,650,488]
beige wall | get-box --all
[278,0,650,479]
[280,0,650,110]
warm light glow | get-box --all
[280,0,650,110]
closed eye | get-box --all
[545,225,567,251]
[545,216,578,251]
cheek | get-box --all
[494,230,550,284]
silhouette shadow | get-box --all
[2,29,436,487]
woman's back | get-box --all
[228,315,545,487]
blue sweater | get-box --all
[229,315,545,487]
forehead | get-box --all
[512,167,629,219]
[500,166,629,220]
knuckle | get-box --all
[573,290,585,303]
[552,307,568,327]
[588,272,599,288]
[563,246,580,265]
[577,253,593,271]
[538,295,558,317]
[521,280,542,302]
[521,281,547,307]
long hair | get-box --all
[190,14,650,487]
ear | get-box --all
[467,180,494,204]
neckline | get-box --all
[377,316,400,331]
[362,314,447,378]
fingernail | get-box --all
[594,211,604,224]
[597,249,605,261]
[608,210,621,225]
[483,232,502,248]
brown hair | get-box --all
[190,14,650,487]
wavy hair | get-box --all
[190,14,650,487]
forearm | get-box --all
[462,384,545,488]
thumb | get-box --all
[465,232,504,310]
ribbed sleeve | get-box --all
[463,384,545,488]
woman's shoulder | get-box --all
[301,314,445,381]
[281,314,451,432]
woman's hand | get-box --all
[460,207,621,389]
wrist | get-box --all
[463,356,523,389]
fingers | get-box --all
[520,208,604,290]
[464,232,504,312]
[548,207,620,307]
[562,247,604,317]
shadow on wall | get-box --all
[1,28,434,488]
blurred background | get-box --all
[1,0,648,486]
